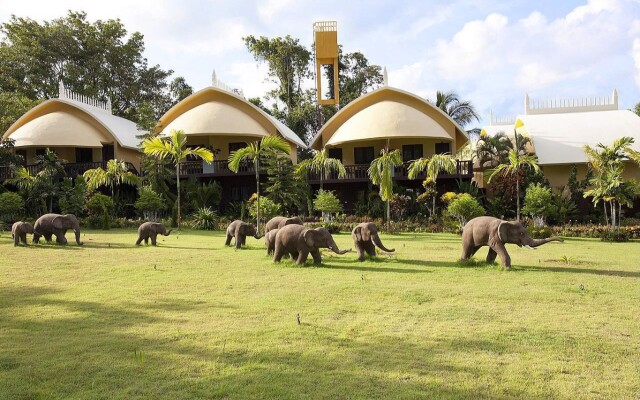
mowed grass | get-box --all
[0,229,638,400]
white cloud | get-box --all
[258,0,295,22]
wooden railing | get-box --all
[178,159,254,177]
[0,161,138,181]
[309,160,473,182]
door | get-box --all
[102,144,115,162]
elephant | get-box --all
[460,216,563,269]
[11,221,34,246]
[33,214,83,245]
[352,222,395,261]
[265,216,303,233]
[265,228,279,255]
[273,224,351,265]
[136,222,172,246]
[225,220,261,249]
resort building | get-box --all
[310,84,473,208]
[481,90,640,189]
[157,73,307,204]
[1,82,142,178]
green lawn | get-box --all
[0,229,638,399]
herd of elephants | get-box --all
[9,213,564,269]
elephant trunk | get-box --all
[164,229,173,236]
[329,244,351,255]
[527,237,563,248]
[74,229,84,246]
[372,233,395,253]
[254,233,264,239]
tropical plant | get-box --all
[447,193,485,230]
[247,194,281,222]
[58,176,87,216]
[0,191,24,222]
[296,148,346,190]
[228,136,290,235]
[522,183,553,227]
[435,90,480,127]
[86,193,114,230]
[83,159,140,211]
[488,148,540,221]
[134,186,166,221]
[142,129,214,229]
[265,153,307,212]
[190,207,218,230]
[0,138,24,167]
[313,190,343,221]
[408,153,457,217]
[368,148,403,224]
[185,179,222,211]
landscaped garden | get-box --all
[1,229,638,399]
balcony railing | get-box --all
[178,159,254,177]
[0,161,138,181]
[308,160,473,183]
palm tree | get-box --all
[407,153,457,216]
[488,148,540,221]
[368,147,403,224]
[228,136,290,235]
[142,129,213,229]
[83,159,140,205]
[435,90,480,127]
[475,131,514,171]
[295,148,346,190]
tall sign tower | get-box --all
[313,21,339,106]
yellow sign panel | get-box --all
[314,21,339,106]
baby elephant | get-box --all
[273,224,351,265]
[225,220,260,249]
[136,222,172,246]
[11,221,35,246]
[352,222,395,261]
[265,216,303,233]
[264,228,279,255]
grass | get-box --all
[0,229,638,399]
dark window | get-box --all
[102,144,115,161]
[229,142,247,154]
[75,148,93,163]
[231,186,251,202]
[354,146,375,164]
[328,148,343,162]
[402,144,423,162]
[35,148,46,157]
[435,142,451,155]
[15,150,27,166]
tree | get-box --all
[324,47,384,107]
[368,148,403,224]
[488,148,540,221]
[83,159,140,208]
[169,76,193,104]
[634,102,640,117]
[313,190,342,220]
[522,183,553,227]
[475,131,512,171]
[296,148,346,190]
[142,129,213,229]
[435,90,480,128]
[59,175,87,216]
[447,193,485,229]
[0,138,24,167]
[228,136,290,235]
[408,153,457,217]
[264,153,307,212]
[134,186,166,221]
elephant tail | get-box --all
[373,233,395,253]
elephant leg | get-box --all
[21,233,28,245]
[151,233,157,246]
[44,234,52,242]
[14,234,19,247]
[365,242,376,258]
[290,251,298,261]
[486,248,497,264]
[224,233,232,246]
[311,249,322,264]
[235,235,244,249]
[273,243,284,262]
[33,233,41,244]
[135,235,143,245]
[489,243,511,269]
[144,237,149,245]
[296,250,309,265]
[55,230,68,244]
[355,243,366,262]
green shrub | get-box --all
[600,229,631,242]
[527,225,553,239]
[0,192,24,222]
[135,186,166,220]
[447,193,485,230]
[248,194,280,221]
[191,207,219,230]
[86,193,114,230]
[314,190,342,221]
[59,176,87,217]
[523,183,553,227]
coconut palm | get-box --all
[83,159,140,206]
[407,153,458,216]
[295,148,346,190]
[435,90,480,128]
[368,147,403,224]
[488,148,540,221]
[228,136,290,235]
[142,129,213,229]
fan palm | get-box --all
[296,148,346,190]
[488,148,540,221]
[435,90,480,128]
[142,129,214,229]
[368,148,403,224]
[83,159,140,206]
[408,153,457,216]
[228,136,290,235]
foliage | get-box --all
[313,190,343,215]
[447,193,485,229]
[324,46,384,107]
[389,194,412,220]
[140,153,175,204]
[548,187,578,225]
[368,148,403,223]
[296,148,346,189]
[83,159,140,192]
[190,207,219,231]
[86,193,114,230]
[600,229,631,242]
[0,191,23,222]
[434,90,480,128]
[247,194,280,222]
[265,154,307,212]
[142,129,214,228]
[8,149,66,214]
[58,176,87,216]
[134,186,166,221]
[0,138,24,166]
[522,184,553,227]
[526,225,554,239]
[485,196,511,219]
[184,179,222,211]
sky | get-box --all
[1,0,639,127]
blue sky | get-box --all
[1,0,639,127]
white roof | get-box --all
[516,110,640,165]
[480,124,513,138]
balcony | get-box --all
[308,160,473,183]
[178,159,254,177]
[0,161,138,181]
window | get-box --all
[328,148,343,162]
[231,186,251,201]
[229,142,247,154]
[354,146,375,164]
[75,148,93,163]
[435,142,451,155]
[402,144,423,162]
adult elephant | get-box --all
[264,228,279,255]
[11,221,34,246]
[265,216,303,233]
[352,222,395,261]
[225,220,261,249]
[33,214,83,245]
[461,216,563,269]
[136,222,172,246]
[273,224,351,265]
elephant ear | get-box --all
[303,229,317,248]
[497,221,512,243]
[353,226,363,241]
[52,216,64,230]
